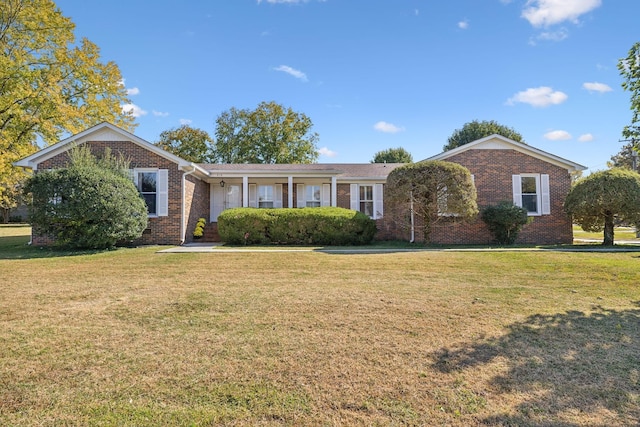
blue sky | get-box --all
[56,0,637,173]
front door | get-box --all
[211,184,242,222]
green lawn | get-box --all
[1,225,639,426]
[573,224,640,242]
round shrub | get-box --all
[25,166,148,249]
[480,201,530,245]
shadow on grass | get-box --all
[0,234,111,259]
[431,304,640,426]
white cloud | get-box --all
[153,110,169,117]
[318,147,337,157]
[179,119,192,125]
[458,20,469,30]
[522,0,602,27]
[583,82,612,93]
[126,87,140,96]
[373,121,405,133]
[578,133,594,142]
[535,28,568,42]
[122,103,147,117]
[506,86,568,107]
[544,130,572,140]
[274,65,308,82]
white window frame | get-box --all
[306,185,321,208]
[133,168,168,217]
[250,184,282,208]
[350,183,384,219]
[512,173,550,216]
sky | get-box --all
[55,0,638,173]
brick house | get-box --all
[15,123,585,245]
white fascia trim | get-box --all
[14,122,189,170]
[426,134,587,172]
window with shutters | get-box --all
[133,168,168,217]
[258,185,274,208]
[359,185,374,217]
[513,174,550,216]
[306,185,321,207]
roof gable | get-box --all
[14,122,193,170]
[427,134,586,172]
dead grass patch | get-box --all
[1,225,639,425]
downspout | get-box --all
[180,165,197,245]
[409,190,415,243]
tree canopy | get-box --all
[611,42,640,168]
[385,160,478,242]
[213,101,319,164]
[371,147,413,163]
[564,168,640,246]
[1,0,134,219]
[444,120,524,152]
[24,145,148,249]
[156,125,213,163]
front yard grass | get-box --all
[1,225,639,426]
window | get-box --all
[133,169,168,217]
[359,185,374,217]
[258,185,274,208]
[350,184,383,219]
[512,174,550,216]
[137,171,157,215]
[521,176,538,213]
[306,185,321,207]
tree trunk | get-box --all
[603,211,614,246]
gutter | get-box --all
[180,165,198,245]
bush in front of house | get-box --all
[480,201,531,245]
[24,147,148,249]
[217,207,377,245]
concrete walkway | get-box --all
[157,241,640,254]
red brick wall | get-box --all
[378,149,573,245]
[420,149,572,244]
[34,140,186,246]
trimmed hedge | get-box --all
[217,207,377,245]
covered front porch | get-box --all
[205,168,342,222]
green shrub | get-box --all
[217,207,376,245]
[25,166,148,249]
[480,201,531,245]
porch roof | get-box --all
[199,163,405,180]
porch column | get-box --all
[288,176,294,208]
[242,176,248,207]
[331,176,337,207]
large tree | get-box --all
[444,120,524,151]
[385,160,478,242]
[1,0,134,217]
[371,147,413,163]
[611,42,640,169]
[564,168,640,246]
[213,101,319,164]
[156,125,213,163]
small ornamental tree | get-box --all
[481,201,530,245]
[385,160,478,242]
[24,146,148,249]
[564,168,640,246]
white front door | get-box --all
[211,184,242,222]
